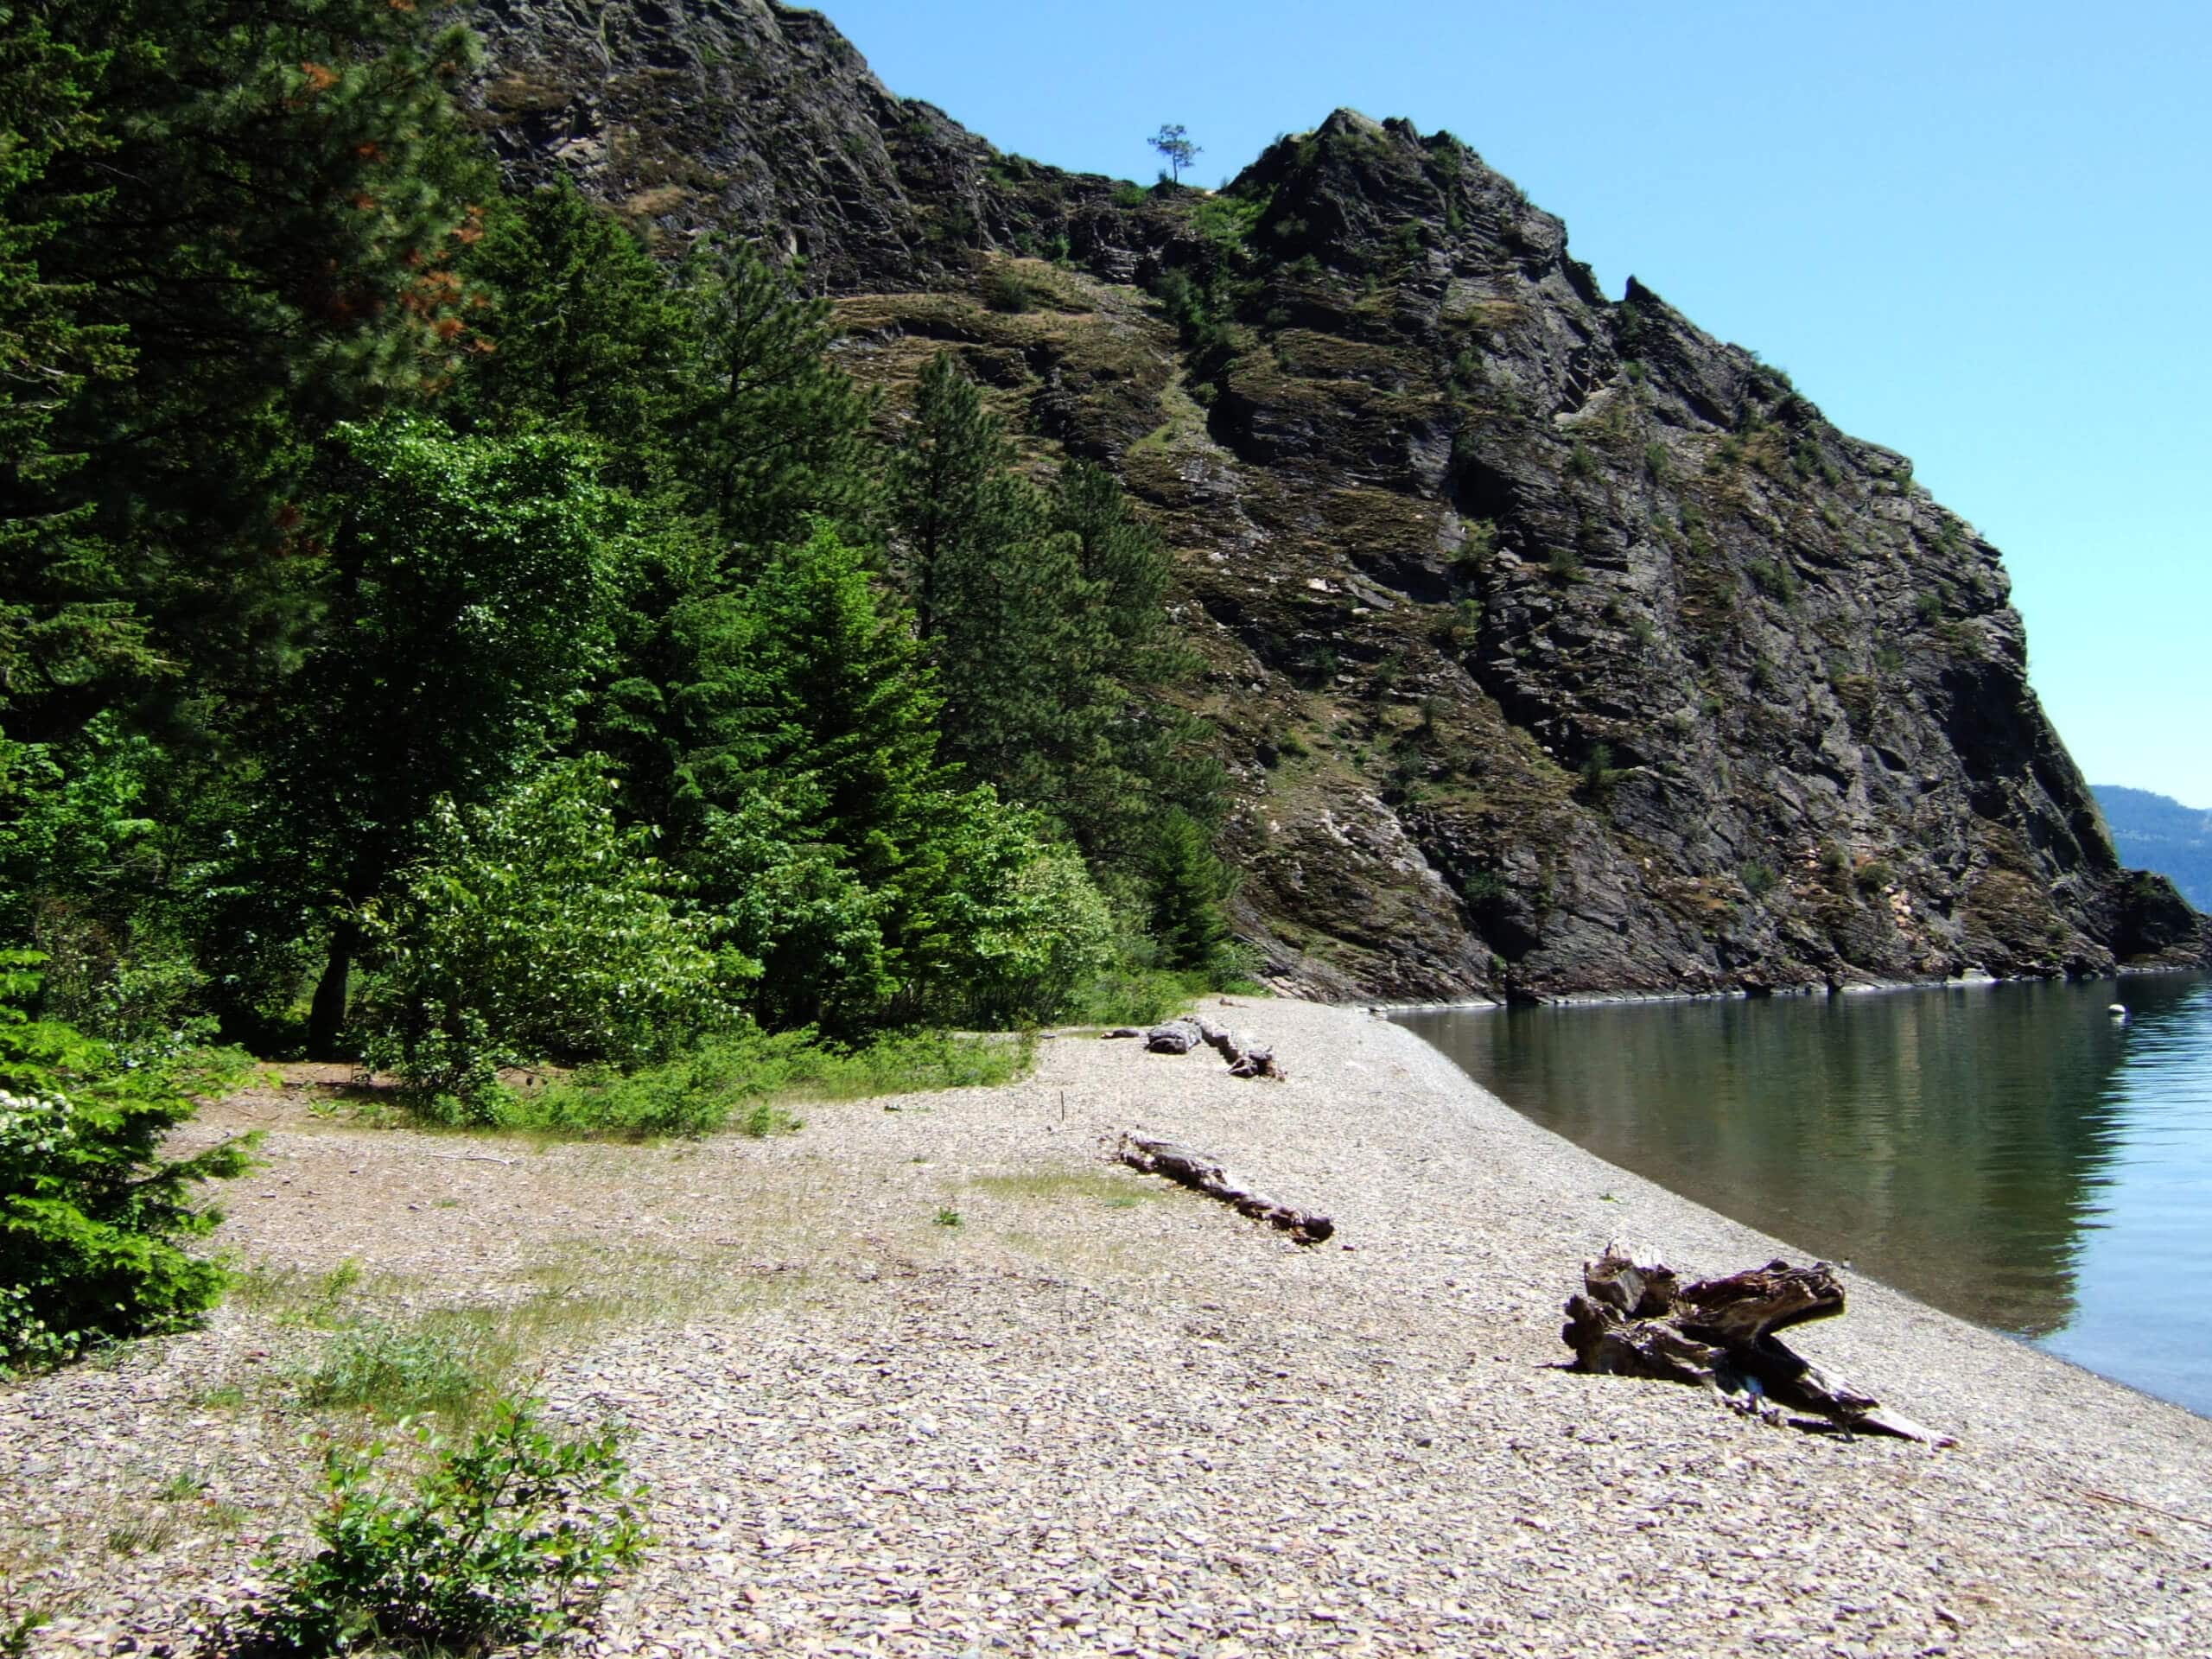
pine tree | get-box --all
[889,355,1228,880]
[1044,458,1228,868]
[681,522,949,1032]
[3,0,492,742]
[1052,461,1180,668]
[676,522,1116,1034]
[454,180,690,463]
[887,352,1104,804]
[668,238,879,554]
[694,522,946,883]
[1147,808,1234,972]
[0,13,147,727]
[567,239,888,849]
[890,352,1021,645]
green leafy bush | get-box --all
[253,1396,646,1656]
[358,760,750,1113]
[1061,964,1208,1027]
[0,952,254,1368]
[914,821,1117,1026]
[694,793,896,1039]
[981,266,1034,313]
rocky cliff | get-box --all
[465,0,2209,1000]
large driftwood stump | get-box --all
[1116,1133,1332,1243]
[1562,1242,1955,1446]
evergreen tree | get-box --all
[1045,458,1227,868]
[3,0,490,742]
[889,353,1228,880]
[680,524,942,1030]
[454,181,690,462]
[668,238,879,554]
[887,352,1104,804]
[1051,461,1180,668]
[0,12,147,725]
[694,523,944,885]
[681,523,1114,1033]
[889,352,1022,645]
[1147,808,1234,972]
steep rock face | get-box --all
[467,1,2209,998]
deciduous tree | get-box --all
[266,420,627,1055]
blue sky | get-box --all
[819,0,2212,810]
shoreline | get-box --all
[1363,957,2210,1016]
[1374,998,2209,1414]
[1386,976,2212,1421]
[7,996,2211,1655]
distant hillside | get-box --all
[2094,785,2212,911]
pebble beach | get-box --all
[5,997,2209,1656]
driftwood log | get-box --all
[1562,1243,1955,1446]
[1116,1133,1332,1243]
[1137,1017,1281,1078]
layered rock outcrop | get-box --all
[466,0,2209,999]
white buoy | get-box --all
[2108,1003,2129,1021]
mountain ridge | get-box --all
[463,0,2209,997]
[2093,785,2212,912]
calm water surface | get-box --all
[1395,975,2212,1415]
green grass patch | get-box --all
[232,1258,372,1328]
[289,1244,768,1427]
[416,1027,1035,1141]
[296,1321,496,1422]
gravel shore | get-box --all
[6,996,2209,1656]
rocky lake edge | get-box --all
[5,996,2209,1656]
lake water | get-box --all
[1395,974,2212,1416]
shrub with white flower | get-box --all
[2,951,255,1368]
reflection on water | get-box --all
[1395,974,2212,1415]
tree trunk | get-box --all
[1139,1018,1281,1077]
[307,916,361,1060]
[1115,1133,1332,1243]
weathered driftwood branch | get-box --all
[1561,1242,1954,1446]
[1143,1019,1202,1054]
[1116,1133,1332,1243]
[1135,1018,1281,1078]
